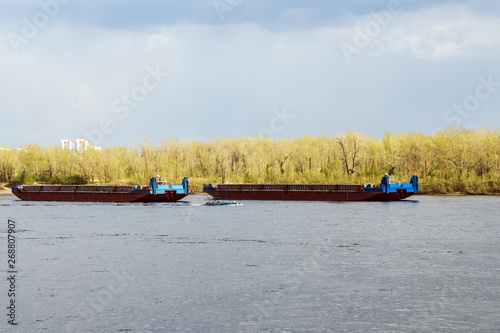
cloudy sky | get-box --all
[1,0,499,148]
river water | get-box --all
[0,194,499,332]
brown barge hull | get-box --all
[12,191,188,203]
[204,190,415,202]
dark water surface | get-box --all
[0,194,499,332]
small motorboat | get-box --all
[205,199,242,206]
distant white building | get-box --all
[75,139,90,152]
[61,139,101,152]
[60,139,73,150]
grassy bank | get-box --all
[0,184,11,194]
[1,128,500,195]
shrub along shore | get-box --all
[1,128,499,195]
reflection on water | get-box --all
[0,194,499,332]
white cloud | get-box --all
[370,5,500,59]
[0,3,499,147]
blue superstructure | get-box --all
[148,177,190,195]
[363,175,419,194]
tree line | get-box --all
[1,127,499,194]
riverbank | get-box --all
[0,184,11,195]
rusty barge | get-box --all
[203,175,419,202]
[12,177,190,202]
